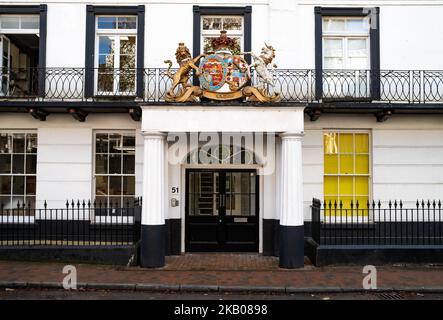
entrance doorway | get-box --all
[185,169,259,252]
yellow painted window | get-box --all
[323,132,370,213]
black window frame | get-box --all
[193,5,252,85]
[314,7,380,100]
[0,5,47,97]
[85,5,145,98]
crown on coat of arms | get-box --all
[211,30,236,51]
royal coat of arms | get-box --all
[164,31,280,103]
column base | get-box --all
[279,225,304,269]
[140,224,165,268]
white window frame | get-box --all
[323,129,373,222]
[0,130,37,223]
[322,17,370,70]
[200,15,244,53]
[94,15,137,95]
[92,130,136,224]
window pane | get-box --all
[12,176,25,195]
[348,39,367,57]
[123,176,135,195]
[99,36,115,55]
[96,134,109,153]
[355,155,369,174]
[21,15,39,29]
[339,155,354,174]
[119,72,135,92]
[0,133,11,153]
[339,176,353,195]
[324,154,338,174]
[123,135,135,149]
[339,133,354,153]
[324,176,338,195]
[355,176,369,195]
[120,36,136,56]
[95,154,108,174]
[11,196,24,209]
[355,134,369,153]
[324,133,338,154]
[26,176,36,195]
[1,16,20,29]
[202,17,222,30]
[26,134,37,153]
[98,72,114,92]
[0,175,11,194]
[324,57,343,69]
[117,16,136,29]
[0,196,9,209]
[123,155,135,174]
[109,134,122,153]
[98,54,114,69]
[109,154,121,174]
[223,17,242,30]
[95,176,108,196]
[120,55,135,69]
[346,19,369,33]
[109,176,122,195]
[13,134,25,153]
[323,18,345,32]
[0,154,11,173]
[25,155,36,174]
[348,57,368,69]
[12,154,24,174]
[97,16,117,29]
[324,39,343,57]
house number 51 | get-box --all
[171,187,179,194]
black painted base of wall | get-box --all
[140,224,165,267]
[306,238,443,266]
[279,225,304,268]
[0,245,138,266]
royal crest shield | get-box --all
[199,52,249,100]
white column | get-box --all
[142,131,166,226]
[279,131,304,268]
[280,132,304,226]
[140,131,166,267]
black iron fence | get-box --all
[2,67,443,104]
[0,199,142,247]
[311,198,443,246]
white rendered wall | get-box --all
[0,113,142,209]
[303,114,443,220]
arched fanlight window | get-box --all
[186,144,258,165]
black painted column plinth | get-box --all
[140,224,165,268]
[279,225,304,269]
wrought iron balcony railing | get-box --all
[1,67,443,104]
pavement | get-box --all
[0,254,443,293]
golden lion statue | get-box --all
[164,43,206,102]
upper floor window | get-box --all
[0,132,37,213]
[322,17,369,69]
[201,16,243,54]
[95,16,137,95]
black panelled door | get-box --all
[185,169,259,252]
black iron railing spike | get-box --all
[394,200,397,208]
[44,200,47,209]
[427,200,431,208]
[388,200,392,208]
[334,200,337,209]
[82,200,86,208]
[71,199,75,208]
[77,200,80,208]
[400,200,403,208]
[378,200,381,208]
[339,200,343,209]
[439,200,442,208]
[356,200,359,209]
[66,200,69,208]
[416,200,420,208]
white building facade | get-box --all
[0,0,443,268]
